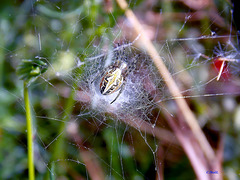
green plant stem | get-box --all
[24,82,35,180]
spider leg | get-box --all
[110,81,126,104]
[91,52,121,84]
[124,54,140,76]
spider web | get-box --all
[1,0,240,179]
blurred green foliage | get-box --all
[0,0,240,179]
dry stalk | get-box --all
[166,113,210,180]
[67,122,105,180]
[120,116,179,145]
[155,145,164,180]
[115,0,215,162]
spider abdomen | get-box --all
[100,68,124,95]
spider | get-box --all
[92,45,139,104]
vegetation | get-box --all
[0,0,239,179]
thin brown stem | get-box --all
[164,111,211,180]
